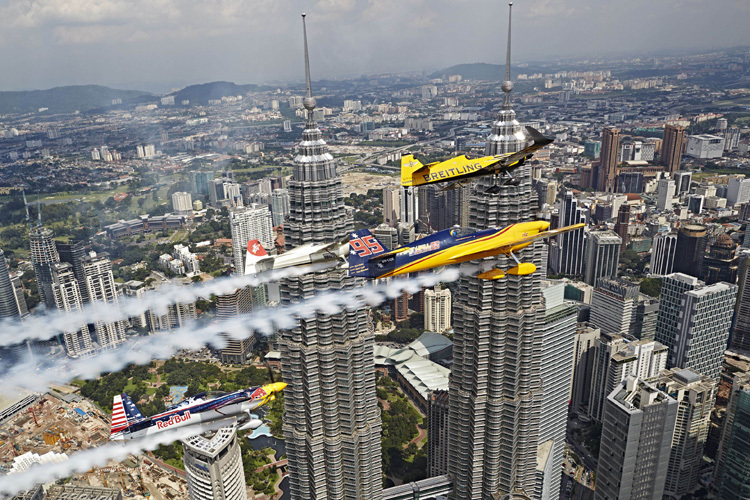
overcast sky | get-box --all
[0,0,748,92]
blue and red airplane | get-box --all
[348,221,585,280]
[110,382,286,440]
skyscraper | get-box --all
[731,255,750,350]
[613,203,630,250]
[230,203,273,276]
[714,372,750,495]
[217,287,256,365]
[0,249,21,319]
[587,336,668,422]
[570,324,600,416]
[270,188,290,227]
[82,253,127,350]
[538,282,577,498]
[657,178,676,210]
[650,368,716,498]
[448,4,549,497]
[424,285,451,333]
[28,210,60,310]
[549,190,587,276]
[583,230,622,286]
[595,377,678,500]
[662,124,686,173]
[400,186,419,226]
[650,232,677,276]
[50,262,94,357]
[656,273,737,380]
[596,127,621,193]
[382,187,400,227]
[56,240,89,303]
[673,224,706,278]
[182,424,247,500]
[278,15,382,499]
[702,233,739,285]
[427,389,450,477]
[589,277,640,335]
[171,191,193,214]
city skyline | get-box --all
[0,0,747,91]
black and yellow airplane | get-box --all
[400,126,552,193]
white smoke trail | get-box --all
[0,269,462,394]
[0,418,232,496]
[0,261,337,349]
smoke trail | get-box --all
[0,269,462,394]
[0,418,232,496]
[0,261,337,349]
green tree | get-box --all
[640,277,662,297]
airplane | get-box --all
[348,221,585,280]
[400,126,553,193]
[110,381,286,441]
[244,238,349,275]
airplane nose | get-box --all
[270,382,287,393]
[536,221,550,231]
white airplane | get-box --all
[244,238,349,275]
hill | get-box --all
[169,81,272,105]
[0,85,151,115]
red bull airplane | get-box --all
[348,221,585,280]
[110,382,286,441]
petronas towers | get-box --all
[278,14,382,500]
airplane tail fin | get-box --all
[400,155,424,187]
[245,239,270,275]
[348,230,389,277]
[111,393,144,437]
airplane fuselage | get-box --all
[111,384,283,441]
[350,220,550,279]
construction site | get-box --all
[0,387,189,500]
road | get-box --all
[567,429,598,471]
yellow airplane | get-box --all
[348,220,585,280]
[400,126,552,193]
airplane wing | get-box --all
[492,223,586,253]
[481,126,553,173]
[449,223,584,260]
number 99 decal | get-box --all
[350,235,384,257]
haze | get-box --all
[0,0,748,92]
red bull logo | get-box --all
[156,411,191,429]
[250,388,267,399]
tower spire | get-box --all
[501,2,514,110]
[301,13,317,123]
[22,189,31,229]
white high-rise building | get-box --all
[650,368,716,498]
[399,186,419,226]
[50,263,94,357]
[424,285,451,333]
[173,244,200,275]
[82,253,127,350]
[657,178,676,210]
[595,377,678,500]
[589,277,640,335]
[171,192,193,214]
[538,282,578,499]
[588,334,668,422]
[656,273,737,380]
[685,134,725,159]
[230,203,273,276]
[383,187,400,227]
[727,177,750,206]
[549,190,588,276]
[650,232,677,276]
[584,230,622,286]
[182,424,247,500]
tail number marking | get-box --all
[350,236,384,257]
